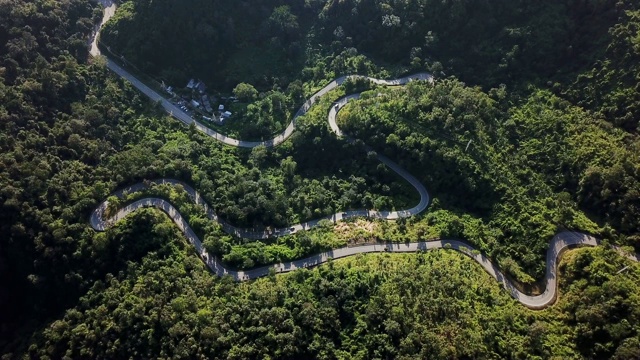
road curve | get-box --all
[90,180,639,309]
[88,1,431,216]
[89,0,432,148]
[89,2,639,308]
[99,57,431,148]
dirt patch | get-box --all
[334,219,379,245]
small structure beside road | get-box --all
[202,95,213,112]
[195,80,206,94]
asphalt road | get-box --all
[89,1,433,148]
[90,184,639,309]
[100,59,431,148]
[88,2,639,309]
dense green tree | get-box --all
[2,0,640,358]
[232,82,258,102]
[339,79,639,279]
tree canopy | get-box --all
[2,0,640,358]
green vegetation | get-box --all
[103,0,640,134]
[226,88,293,139]
[233,82,258,102]
[2,0,640,357]
[101,0,635,91]
[565,8,640,132]
[338,79,640,280]
[0,1,412,351]
[16,222,640,359]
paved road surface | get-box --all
[88,2,639,309]
[90,183,639,309]
[89,0,433,148]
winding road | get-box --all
[89,1,638,309]
[90,180,638,310]
[89,0,431,148]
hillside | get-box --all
[1,0,639,358]
[101,1,635,94]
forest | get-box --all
[1,0,640,358]
[337,79,640,281]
